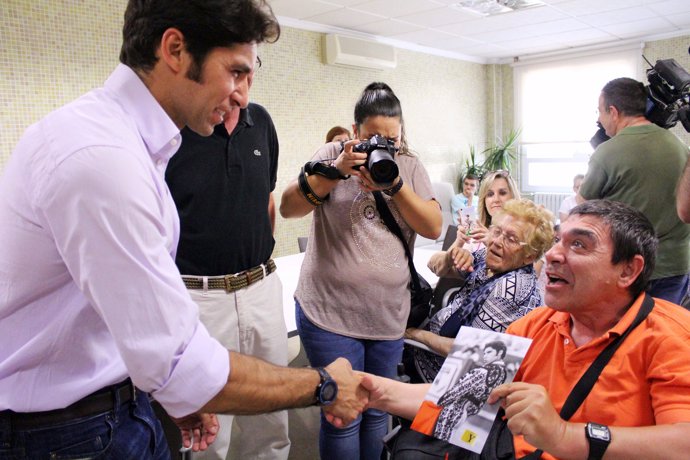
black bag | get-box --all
[373,191,433,328]
[384,409,515,460]
[408,273,434,328]
[386,294,655,460]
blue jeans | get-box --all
[295,301,403,460]
[647,273,689,305]
[0,386,170,459]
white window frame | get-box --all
[513,45,643,193]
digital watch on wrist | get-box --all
[585,422,611,460]
[313,367,338,406]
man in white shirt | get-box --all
[0,1,365,457]
[558,174,584,222]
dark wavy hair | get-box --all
[569,200,658,297]
[353,82,411,156]
[120,0,279,80]
[484,341,507,359]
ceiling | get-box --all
[268,0,690,63]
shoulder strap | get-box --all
[521,293,655,460]
[372,191,421,291]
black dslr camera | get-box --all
[352,135,399,186]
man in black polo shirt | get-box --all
[165,101,289,459]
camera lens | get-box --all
[368,149,398,186]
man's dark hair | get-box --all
[484,340,507,359]
[569,200,658,297]
[601,77,647,117]
[120,0,280,79]
[464,173,480,182]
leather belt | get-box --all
[0,379,135,430]
[182,259,276,293]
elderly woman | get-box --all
[406,199,554,382]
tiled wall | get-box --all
[1,0,126,168]
[0,0,488,257]
[2,1,687,258]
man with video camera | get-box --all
[578,77,690,304]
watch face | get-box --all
[588,423,611,441]
[320,381,338,403]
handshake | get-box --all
[172,356,381,452]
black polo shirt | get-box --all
[165,103,278,275]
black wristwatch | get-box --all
[304,161,349,180]
[585,422,611,460]
[313,367,338,406]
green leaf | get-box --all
[480,127,521,173]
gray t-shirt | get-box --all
[295,142,435,340]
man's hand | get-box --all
[172,412,219,452]
[359,372,388,412]
[322,358,369,428]
[489,382,569,454]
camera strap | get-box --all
[372,191,422,293]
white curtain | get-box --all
[514,46,642,192]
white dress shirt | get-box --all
[0,64,229,417]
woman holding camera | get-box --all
[280,82,442,460]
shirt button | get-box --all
[564,338,570,345]
[157,159,164,166]
[170,139,178,146]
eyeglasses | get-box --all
[488,226,527,249]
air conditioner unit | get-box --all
[322,34,397,70]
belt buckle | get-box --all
[223,274,235,293]
[245,268,258,286]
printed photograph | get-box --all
[424,327,533,453]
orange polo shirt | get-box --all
[507,294,690,460]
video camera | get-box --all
[644,56,690,131]
[590,54,690,148]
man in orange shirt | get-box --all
[362,200,690,459]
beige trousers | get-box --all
[189,272,290,460]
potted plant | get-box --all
[481,128,521,173]
[461,144,485,184]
